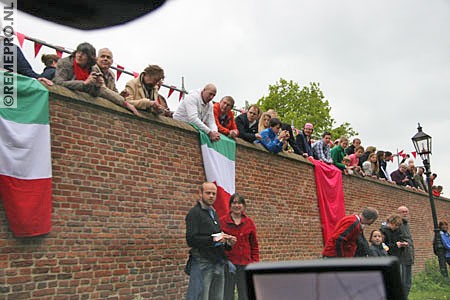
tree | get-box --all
[257,78,357,140]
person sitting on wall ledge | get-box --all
[213,96,239,139]
[53,42,139,116]
[173,83,221,142]
[258,118,290,154]
[235,104,261,143]
[123,64,172,117]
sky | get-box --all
[13,0,450,195]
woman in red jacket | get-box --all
[220,193,259,300]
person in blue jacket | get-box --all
[439,221,450,271]
[259,118,290,154]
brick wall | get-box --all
[1,85,449,299]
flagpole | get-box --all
[396,148,400,167]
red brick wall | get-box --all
[1,86,449,299]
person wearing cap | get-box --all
[295,122,314,158]
[54,42,139,116]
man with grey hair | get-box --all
[322,207,379,257]
[397,205,414,298]
[413,167,427,192]
[390,163,411,186]
[91,48,117,92]
[174,83,221,141]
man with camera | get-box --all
[258,118,290,154]
[54,43,139,116]
[124,64,171,116]
[91,48,118,92]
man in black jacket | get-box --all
[397,206,415,298]
[185,182,236,300]
[235,105,261,143]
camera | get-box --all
[91,72,103,78]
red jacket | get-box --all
[220,213,259,265]
[213,102,238,136]
[322,214,361,257]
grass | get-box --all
[409,258,450,300]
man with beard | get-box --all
[124,64,170,116]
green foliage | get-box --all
[410,258,450,300]
[257,78,357,139]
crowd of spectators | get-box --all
[8,37,449,300]
[9,40,445,196]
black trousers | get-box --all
[224,264,248,300]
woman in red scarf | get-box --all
[54,42,138,116]
[220,194,259,300]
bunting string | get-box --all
[12,31,187,96]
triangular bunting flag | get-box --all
[133,72,139,78]
[179,91,184,101]
[116,65,125,80]
[167,86,175,98]
[390,156,394,162]
[398,150,404,156]
[411,151,417,159]
[34,42,43,57]
[15,32,26,48]
[55,49,63,58]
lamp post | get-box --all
[411,123,448,277]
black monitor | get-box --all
[245,257,405,300]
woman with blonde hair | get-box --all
[258,112,271,133]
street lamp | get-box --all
[411,123,447,277]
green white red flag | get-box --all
[0,72,52,236]
[199,130,235,218]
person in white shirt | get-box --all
[173,83,221,141]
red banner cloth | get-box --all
[308,157,346,244]
[0,175,52,237]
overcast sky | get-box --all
[15,0,450,198]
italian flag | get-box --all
[199,130,235,218]
[0,72,52,237]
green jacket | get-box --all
[331,145,346,170]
